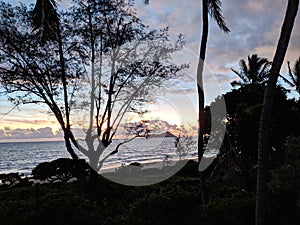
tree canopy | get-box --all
[0,0,186,174]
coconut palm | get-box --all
[197,0,230,205]
[32,0,59,42]
[256,1,299,225]
[197,0,230,160]
[231,54,271,87]
[32,0,79,160]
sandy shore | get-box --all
[99,156,217,173]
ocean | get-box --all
[0,137,215,175]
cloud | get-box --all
[164,87,196,95]
[1,0,299,134]
[119,119,187,136]
[136,0,299,97]
[0,127,61,140]
[1,118,53,126]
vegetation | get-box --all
[256,1,299,224]
[0,0,299,225]
[0,0,185,184]
[0,146,299,225]
[282,56,300,94]
[231,54,271,87]
[1,78,299,224]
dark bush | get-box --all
[0,173,30,188]
[31,158,90,182]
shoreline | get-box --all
[0,156,218,177]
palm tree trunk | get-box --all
[197,0,209,206]
[256,1,299,225]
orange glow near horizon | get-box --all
[0,115,60,131]
[0,92,198,141]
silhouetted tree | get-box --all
[280,56,300,94]
[256,1,299,225]
[31,0,79,159]
[0,1,185,185]
[214,84,298,193]
[231,54,271,87]
[0,1,83,160]
[69,0,185,184]
[23,0,151,163]
[197,0,230,205]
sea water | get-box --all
[0,137,216,175]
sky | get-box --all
[0,0,300,141]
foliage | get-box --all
[70,0,186,172]
[0,183,99,225]
[0,173,30,188]
[0,150,298,225]
[267,136,300,225]
[231,54,271,87]
[280,56,300,94]
[256,1,299,224]
[32,0,60,42]
[174,130,197,160]
[203,193,255,225]
[0,0,186,172]
[209,84,299,193]
[0,2,83,106]
[31,158,90,182]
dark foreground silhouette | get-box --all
[0,154,299,225]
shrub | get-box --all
[31,158,90,182]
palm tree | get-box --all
[197,0,230,205]
[32,0,59,42]
[231,54,271,87]
[32,0,79,160]
[256,1,299,225]
[280,57,300,93]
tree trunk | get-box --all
[63,133,79,160]
[56,20,70,134]
[198,0,208,161]
[55,17,79,160]
[197,0,209,206]
[55,16,80,161]
[89,167,99,187]
[256,1,299,225]
[51,103,79,160]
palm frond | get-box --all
[231,67,248,83]
[231,68,240,76]
[238,59,251,82]
[239,59,248,74]
[258,61,271,79]
[32,0,59,42]
[287,61,297,84]
[208,0,230,33]
[292,57,300,92]
[232,54,271,85]
[293,57,300,77]
[279,74,295,87]
[230,80,244,87]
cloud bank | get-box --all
[1,0,299,140]
[0,127,62,141]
